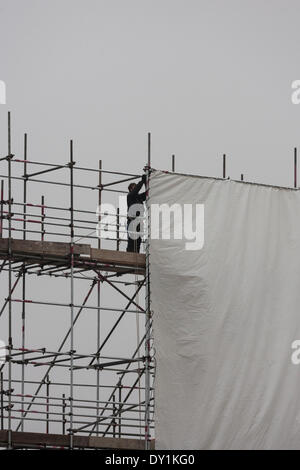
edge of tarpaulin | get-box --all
[150,168,299,192]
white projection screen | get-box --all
[149,170,300,450]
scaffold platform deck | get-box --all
[0,238,146,275]
[0,430,155,450]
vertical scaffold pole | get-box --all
[223,154,226,178]
[145,132,151,450]
[69,140,74,449]
[62,393,66,434]
[118,380,122,437]
[96,159,102,436]
[41,195,45,241]
[7,111,12,449]
[172,154,175,172]
[294,147,297,189]
[46,375,50,434]
[116,208,120,251]
[21,133,27,432]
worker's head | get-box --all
[128,183,136,192]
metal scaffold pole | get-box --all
[144,132,152,450]
[21,133,27,432]
[69,139,75,449]
[7,111,13,450]
[96,159,102,436]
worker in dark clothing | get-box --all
[127,174,147,253]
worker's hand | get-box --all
[142,174,147,185]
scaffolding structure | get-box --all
[0,113,154,450]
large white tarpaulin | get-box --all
[150,170,300,450]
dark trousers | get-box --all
[127,221,142,253]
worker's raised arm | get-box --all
[129,174,146,197]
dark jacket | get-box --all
[127,179,146,221]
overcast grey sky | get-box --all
[1,0,300,185]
